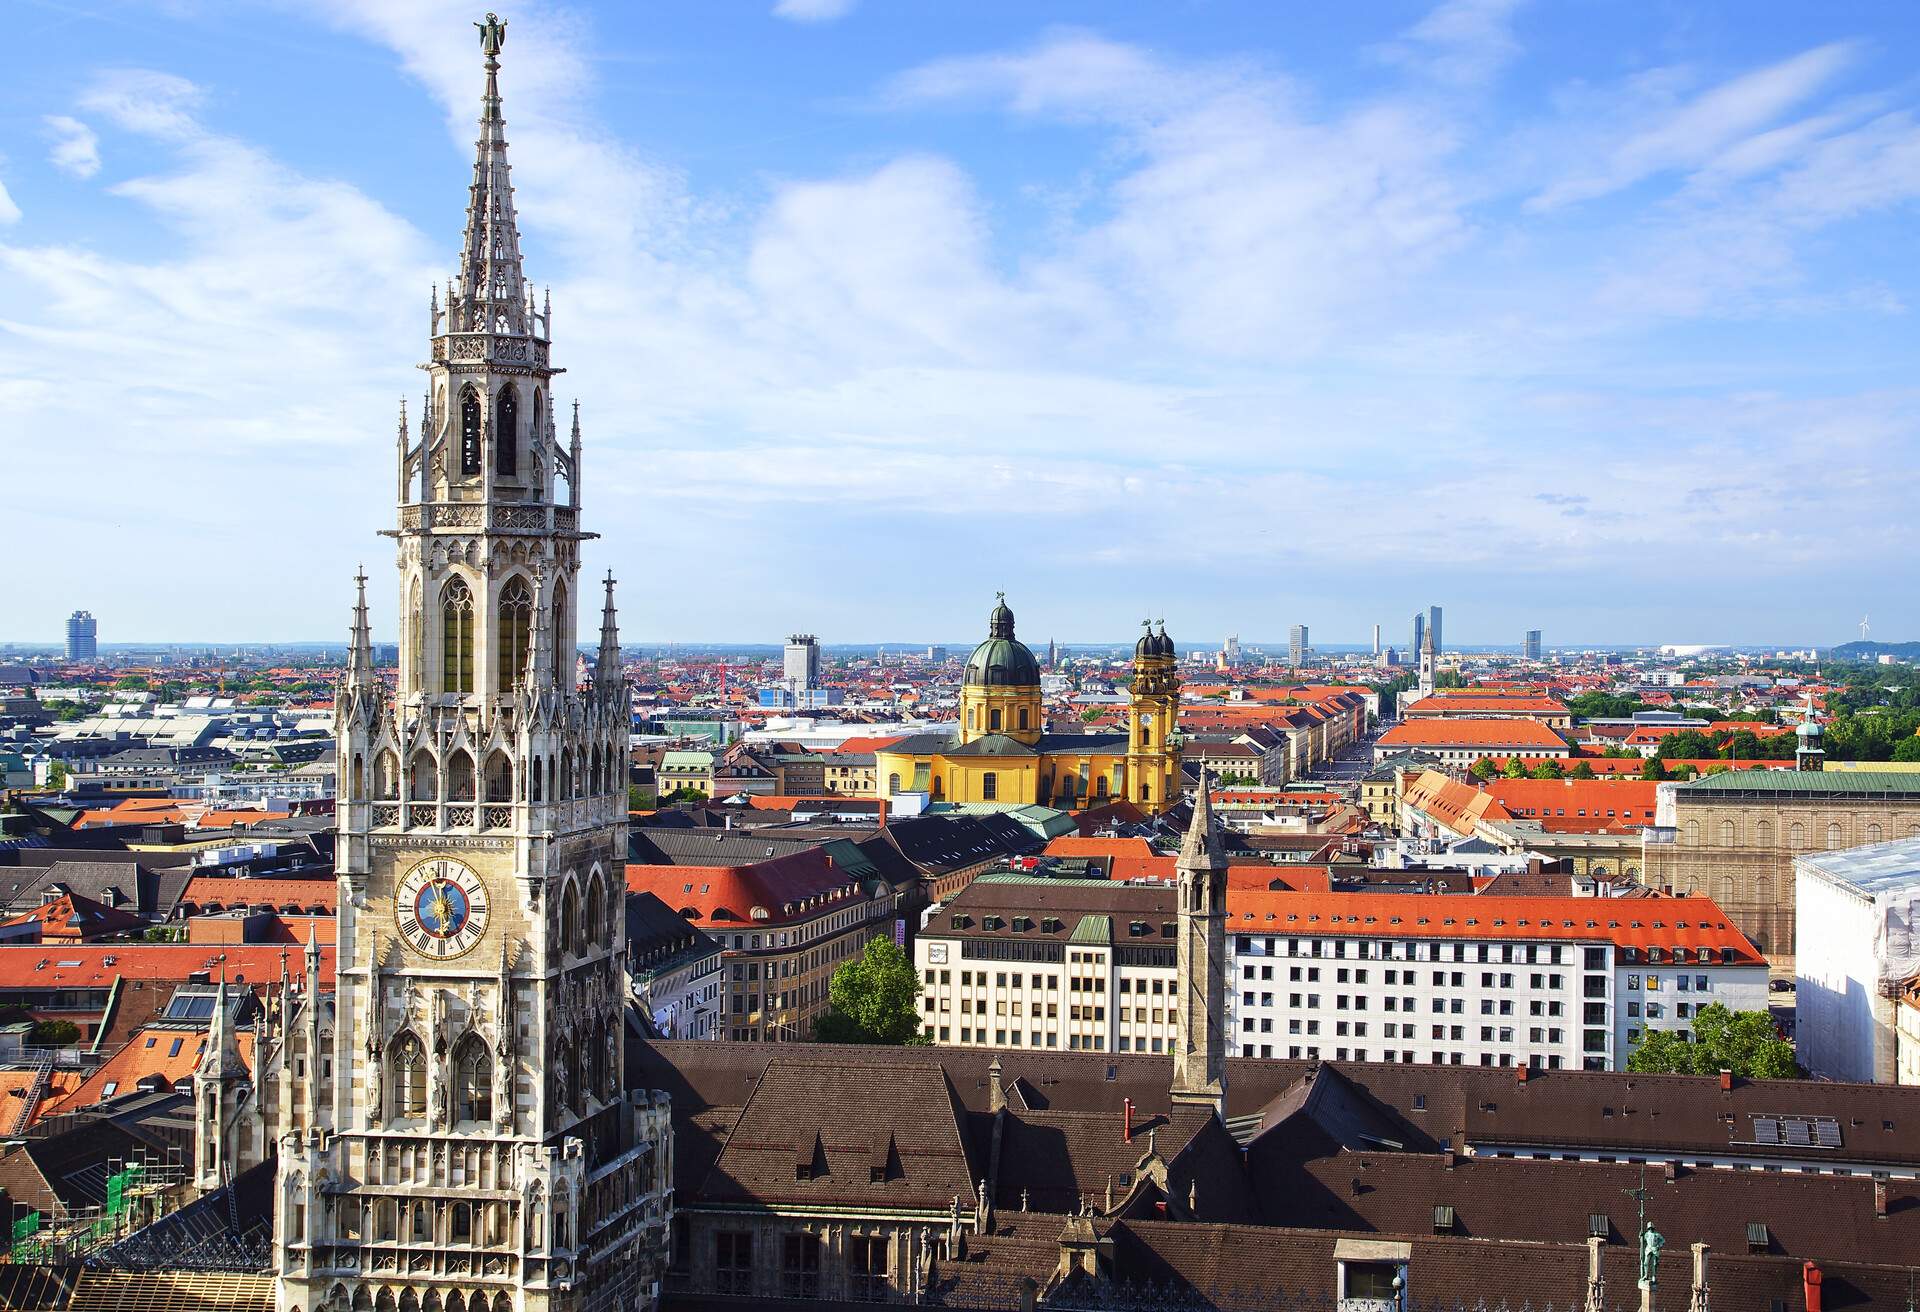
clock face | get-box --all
[395,857,490,959]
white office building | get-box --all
[1795,838,1920,1083]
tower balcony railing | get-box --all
[397,503,579,534]
[362,794,623,834]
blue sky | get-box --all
[5,0,1920,648]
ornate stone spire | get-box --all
[199,975,248,1081]
[346,567,372,685]
[596,571,624,702]
[1178,770,1227,871]
[456,12,529,337]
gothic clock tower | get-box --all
[274,16,670,1312]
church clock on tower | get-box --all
[265,14,673,1312]
[395,857,491,959]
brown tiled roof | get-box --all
[698,1053,979,1211]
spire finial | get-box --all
[476,11,507,67]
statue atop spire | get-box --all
[455,9,530,338]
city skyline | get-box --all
[8,1,1920,642]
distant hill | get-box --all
[1831,640,1920,661]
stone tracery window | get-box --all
[390,1032,427,1119]
[442,577,476,694]
[495,386,518,477]
[498,577,533,687]
[454,1035,493,1123]
[460,387,483,476]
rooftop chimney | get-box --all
[1718,1069,1733,1092]
[1516,1064,1529,1084]
[1122,1097,1135,1143]
[1873,1179,1888,1219]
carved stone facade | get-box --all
[221,19,671,1312]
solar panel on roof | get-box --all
[1784,1120,1812,1145]
[1815,1120,1842,1148]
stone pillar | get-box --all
[1689,1242,1710,1312]
[1584,1235,1606,1312]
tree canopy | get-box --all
[814,937,923,1045]
[1625,1004,1797,1079]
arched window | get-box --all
[551,580,570,683]
[495,386,518,476]
[1826,822,1843,850]
[560,881,580,956]
[408,577,425,691]
[408,750,438,802]
[1718,819,1735,847]
[389,1032,426,1118]
[585,871,607,947]
[559,749,575,801]
[484,750,513,804]
[1140,723,1152,748]
[446,748,476,802]
[454,1035,492,1124]
[498,577,533,687]
[1789,821,1805,849]
[530,755,544,803]
[1868,822,1884,843]
[1718,875,1737,906]
[442,577,475,694]
[1755,874,1775,907]
[1755,819,1772,846]
[1141,781,1152,804]
[887,772,900,795]
[460,387,482,476]
[376,752,399,800]
[1684,820,1700,845]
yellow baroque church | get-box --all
[876,596,1183,813]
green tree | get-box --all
[1639,757,1668,781]
[1568,761,1595,779]
[814,937,922,1045]
[1626,1004,1797,1079]
[1079,708,1103,723]
[1656,730,1713,760]
[29,1020,80,1047]
[1567,692,1647,720]
[44,761,70,790]
[1529,761,1563,779]
[1502,756,1527,779]
[1892,736,1920,762]
[1468,758,1496,782]
[1670,764,1696,780]
[112,676,147,691]
[627,785,655,812]
[1434,670,1466,690]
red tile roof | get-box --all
[0,943,333,990]
[181,877,338,913]
[626,847,863,928]
[1224,890,1762,962]
[1378,719,1568,749]
[1480,778,1659,833]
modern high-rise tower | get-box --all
[65,610,97,662]
[783,634,820,690]
[1288,624,1308,669]
[263,18,671,1312]
[1524,629,1543,661]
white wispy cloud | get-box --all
[6,5,1920,641]
[773,0,856,22]
[1529,41,1861,210]
[44,116,100,178]
[1375,0,1527,88]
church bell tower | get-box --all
[275,16,670,1312]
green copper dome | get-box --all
[965,595,1041,688]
